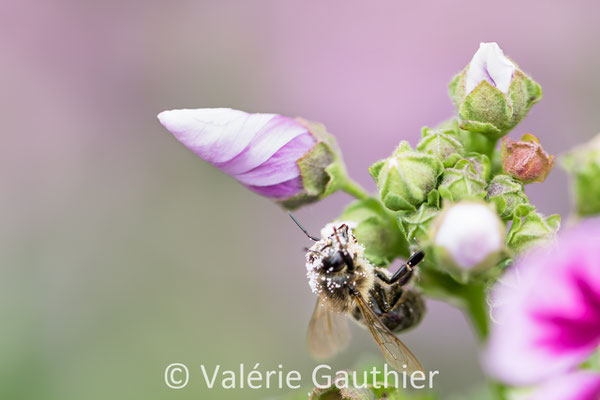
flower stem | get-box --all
[460,284,510,400]
[461,283,489,340]
[461,131,499,160]
[339,176,370,200]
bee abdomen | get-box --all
[382,289,425,333]
[351,288,425,333]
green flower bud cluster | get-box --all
[366,117,560,275]
[562,133,600,216]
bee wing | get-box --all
[353,290,423,373]
[307,298,351,359]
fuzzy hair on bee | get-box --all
[289,212,426,373]
[305,222,374,313]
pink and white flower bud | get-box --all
[465,42,515,95]
[158,108,321,200]
[431,202,505,274]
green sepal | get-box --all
[450,65,542,138]
[448,71,463,106]
[506,208,561,255]
[427,189,440,208]
[368,160,385,181]
[506,70,542,130]
[398,204,439,245]
[340,198,410,264]
[562,135,600,216]
[417,127,464,167]
[458,81,511,138]
[438,158,488,203]
[372,141,444,212]
[463,152,492,181]
[278,119,348,210]
[486,174,529,220]
[433,117,499,160]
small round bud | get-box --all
[562,133,600,216]
[438,157,489,203]
[486,174,529,219]
[370,142,444,212]
[449,43,542,138]
[417,127,464,167]
[501,133,555,184]
[431,201,505,280]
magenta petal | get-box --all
[484,218,600,385]
[218,115,308,175]
[527,371,600,400]
[158,108,275,164]
[234,133,315,186]
[246,177,303,198]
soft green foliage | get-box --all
[562,134,600,216]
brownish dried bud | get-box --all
[501,133,555,184]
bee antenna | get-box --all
[288,211,320,241]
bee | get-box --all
[289,212,426,372]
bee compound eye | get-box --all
[322,251,345,272]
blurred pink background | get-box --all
[2,1,599,399]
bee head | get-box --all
[320,250,353,274]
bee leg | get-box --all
[377,250,425,286]
[388,286,405,309]
[375,266,412,285]
[378,285,391,312]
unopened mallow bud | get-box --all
[562,133,600,216]
[501,133,555,184]
[370,142,443,212]
[486,174,529,219]
[431,202,505,281]
[449,42,542,138]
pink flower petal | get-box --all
[158,108,319,200]
[484,218,600,385]
[246,177,303,198]
[158,108,274,164]
[527,371,600,400]
[218,115,308,175]
[234,132,315,186]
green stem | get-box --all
[461,130,499,160]
[461,283,489,340]
[339,176,370,200]
[460,284,510,400]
